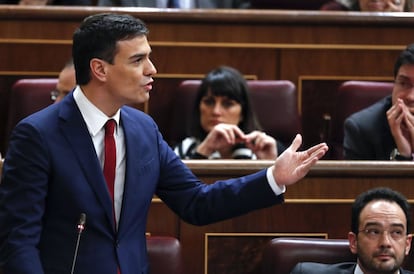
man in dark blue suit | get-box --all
[0,13,328,274]
[344,44,414,160]
[291,187,413,274]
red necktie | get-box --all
[104,119,116,205]
[104,119,120,274]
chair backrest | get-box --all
[146,236,183,274]
[5,78,57,151]
[261,237,356,274]
[319,0,348,10]
[329,80,394,159]
[168,80,301,147]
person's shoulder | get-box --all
[291,262,355,273]
[402,268,414,274]
[346,95,391,122]
[121,105,158,128]
[122,105,150,118]
[22,100,60,125]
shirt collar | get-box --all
[73,86,121,137]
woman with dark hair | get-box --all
[174,66,284,160]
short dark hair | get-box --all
[393,43,414,78]
[351,187,411,234]
[72,13,149,85]
[190,66,261,139]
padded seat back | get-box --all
[261,237,356,274]
[5,78,57,151]
[147,236,183,274]
[329,80,393,159]
[169,80,301,146]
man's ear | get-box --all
[348,231,358,255]
[405,233,412,255]
[90,58,108,82]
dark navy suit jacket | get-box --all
[291,262,414,274]
[0,93,282,274]
[343,95,395,160]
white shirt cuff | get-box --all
[266,167,286,195]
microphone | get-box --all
[70,213,86,274]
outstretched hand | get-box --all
[271,134,328,186]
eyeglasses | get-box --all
[50,89,71,102]
[359,227,407,241]
[395,79,414,91]
[50,90,59,101]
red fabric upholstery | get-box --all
[147,236,183,274]
[329,80,393,159]
[261,237,356,274]
[168,80,301,147]
[319,1,349,10]
[5,78,57,152]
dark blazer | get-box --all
[291,262,414,274]
[343,95,395,160]
[98,0,251,8]
[0,93,282,274]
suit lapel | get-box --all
[58,95,116,231]
[117,110,140,233]
[117,109,159,236]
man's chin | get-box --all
[374,259,398,273]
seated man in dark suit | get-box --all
[291,187,413,274]
[343,44,414,160]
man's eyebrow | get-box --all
[129,53,146,60]
[363,221,381,227]
[129,50,152,60]
[396,74,410,80]
[390,223,405,229]
[364,222,405,228]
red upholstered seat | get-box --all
[146,236,183,274]
[319,0,348,10]
[328,80,393,159]
[168,80,301,147]
[261,237,356,274]
[5,78,57,152]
